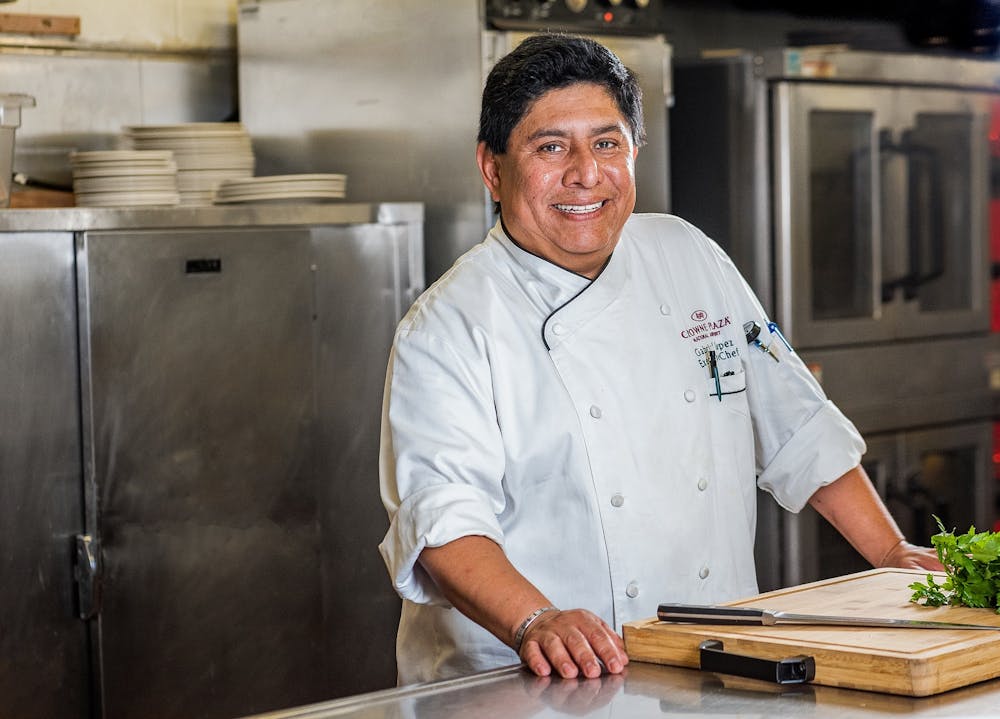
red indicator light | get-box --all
[603,11,613,22]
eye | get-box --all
[595,139,620,151]
[538,142,564,153]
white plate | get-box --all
[75,192,181,207]
[123,122,248,135]
[71,165,178,178]
[74,176,178,192]
[71,150,174,163]
[214,191,346,204]
[218,173,347,186]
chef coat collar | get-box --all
[490,219,630,351]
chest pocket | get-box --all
[706,367,749,413]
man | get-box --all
[378,34,940,685]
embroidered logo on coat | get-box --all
[680,314,732,342]
[691,309,707,321]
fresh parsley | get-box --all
[909,516,1000,614]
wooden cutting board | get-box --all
[623,568,1000,697]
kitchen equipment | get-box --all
[671,48,1000,591]
[0,92,35,207]
[624,568,1000,696]
[237,0,672,283]
[0,203,423,719]
[656,603,1000,630]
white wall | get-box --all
[6,0,237,49]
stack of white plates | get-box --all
[213,174,347,204]
[123,123,255,205]
[70,150,180,207]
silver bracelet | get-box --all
[513,606,559,653]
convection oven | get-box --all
[672,47,1000,589]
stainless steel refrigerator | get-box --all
[237,0,672,282]
[0,203,423,719]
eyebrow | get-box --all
[525,124,626,142]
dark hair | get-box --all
[478,33,646,154]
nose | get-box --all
[563,147,600,188]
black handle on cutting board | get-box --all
[698,640,816,685]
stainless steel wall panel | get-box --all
[5,48,235,188]
[0,232,88,719]
[238,0,485,282]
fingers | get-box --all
[518,609,629,680]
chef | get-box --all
[378,33,942,685]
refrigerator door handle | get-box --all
[74,533,102,620]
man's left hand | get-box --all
[879,540,944,571]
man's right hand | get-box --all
[518,608,628,679]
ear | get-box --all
[476,141,502,202]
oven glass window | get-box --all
[908,112,973,314]
[809,110,874,321]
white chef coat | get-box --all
[379,213,865,685]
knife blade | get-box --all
[656,603,1000,630]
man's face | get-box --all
[477,82,638,278]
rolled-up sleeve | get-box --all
[378,325,507,605]
[756,400,866,512]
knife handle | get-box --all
[657,603,767,625]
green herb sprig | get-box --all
[908,516,1000,614]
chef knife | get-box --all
[657,603,1000,630]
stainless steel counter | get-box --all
[0,202,422,231]
[243,661,1000,719]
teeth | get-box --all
[554,201,603,214]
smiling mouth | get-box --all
[553,201,605,214]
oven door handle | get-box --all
[879,130,945,302]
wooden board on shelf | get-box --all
[0,13,80,37]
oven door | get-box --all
[773,82,993,350]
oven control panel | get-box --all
[485,0,667,34]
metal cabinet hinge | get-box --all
[74,534,102,620]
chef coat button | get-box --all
[611,493,625,507]
[659,303,671,316]
[589,405,602,419]
[552,323,566,335]
[699,566,710,580]
[626,581,640,598]
[684,389,696,403]
[697,478,708,491]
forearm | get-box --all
[807,465,905,567]
[418,534,552,648]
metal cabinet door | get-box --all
[0,232,88,719]
[79,228,325,719]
